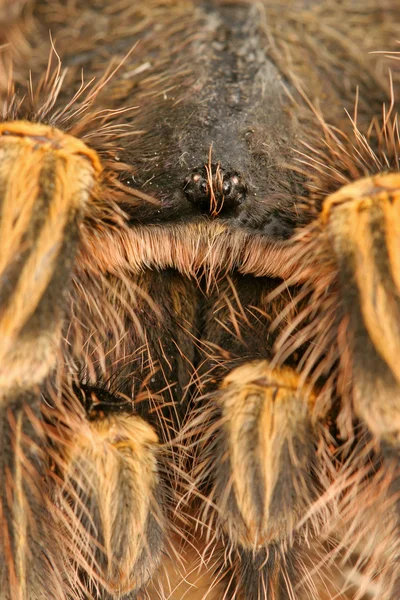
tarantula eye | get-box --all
[200,179,208,194]
[222,172,247,205]
[184,165,247,214]
[184,170,209,205]
[222,179,232,195]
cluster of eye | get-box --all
[183,163,247,214]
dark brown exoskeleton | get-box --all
[1,1,400,599]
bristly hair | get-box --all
[0,42,174,599]
[2,2,400,599]
[269,80,400,427]
[258,79,400,598]
[1,41,157,211]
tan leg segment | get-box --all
[54,409,164,598]
[208,361,316,550]
[0,121,101,391]
[0,122,101,598]
[323,174,400,443]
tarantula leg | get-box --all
[52,391,164,599]
[0,121,101,598]
[0,121,101,389]
[226,545,302,600]
[0,394,68,600]
[322,174,400,444]
[192,362,321,597]
[284,173,400,597]
[210,361,317,549]
[214,361,315,549]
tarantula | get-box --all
[1,1,400,599]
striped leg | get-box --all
[0,121,97,598]
[320,174,400,444]
[315,174,400,597]
[192,361,322,599]
[0,121,168,599]
[269,172,400,598]
[49,390,164,599]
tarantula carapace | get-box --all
[1,1,400,599]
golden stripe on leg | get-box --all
[190,361,320,599]
[52,397,165,598]
[213,361,316,549]
[0,121,101,599]
[321,174,400,444]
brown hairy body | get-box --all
[0,1,400,599]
